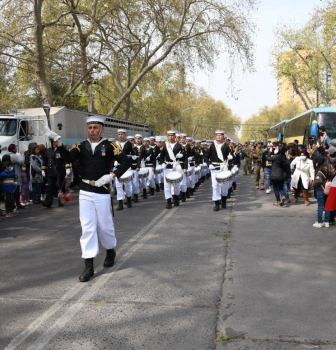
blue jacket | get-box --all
[0,170,16,193]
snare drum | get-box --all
[138,168,149,178]
[165,171,182,185]
[119,169,133,183]
[216,170,233,184]
[194,166,201,175]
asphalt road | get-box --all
[1,175,336,350]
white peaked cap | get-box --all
[149,136,156,140]
[127,135,135,140]
[215,130,224,135]
[134,133,142,138]
[167,130,176,135]
[86,116,105,125]
[117,129,127,133]
[155,136,162,142]
[180,133,187,137]
[143,137,150,141]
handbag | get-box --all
[322,181,332,195]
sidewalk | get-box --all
[216,174,336,350]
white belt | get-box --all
[82,179,96,186]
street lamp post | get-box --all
[42,103,51,129]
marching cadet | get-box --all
[127,135,141,202]
[134,134,147,199]
[154,136,165,191]
[143,137,155,195]
[114,129,133,210]
[194,140,203,185]
[45,116,132,282]
[204,130,230,211]
[181,134,194,197]
[159,130,188,209]
[148,136,161,193]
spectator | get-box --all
[265,145,287,206]
[262,142,273,194]
[312,156,335,228]
[20,164,29,206]
[290,151,315,205]
[0,160,17,217]
[318,126,331,148]
[7,143,25,209]
[30,144,43,204]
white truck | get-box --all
[0,106,155,156]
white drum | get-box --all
[216,170,233,184]
[166,171,182,185]
[201,164,207,170]
[155,165,163,174]
[138,168,149,178]
[119,169,133,183]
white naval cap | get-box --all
[149,136,156,140]
[195,140,201,143]
[117,128,127,133]
[176,133,181,137]
[180,133,187,137]
[215,130,224,135]
[186,137,193,141]
[155,136,162,142]
[86,115,105,125]
[134,133,143,138]
[167,130,176,135]
[143,137,150,141]
[127,135,135,140]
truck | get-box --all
[0,106,155,155]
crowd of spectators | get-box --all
[0,143,79,217]
[241,128,336,228]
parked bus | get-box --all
[267,120,288,144]
[0,106,155,155]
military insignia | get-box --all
[72,142,81,151]
[110,141,122,156]
[101,145,106,156]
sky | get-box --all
[191,0,325,122]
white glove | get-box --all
[200,152,203,156]
[188,157,193,161]
[228,154,233,160]
[114,160,120,167]
[209,164,215,170]
[44,126,61,142]
[94,174,113,187]
[42,170,45,177]
[176,152,183,159]
[161,163,166,170]
[66,168,71,176]
[145,156,151,162]
[132,155,138,160]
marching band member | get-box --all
[159,130,187,209]
[114,129,133,210]
[134,134,147,199]
[143,137,155,195]
[127,135,141,203]
[204,130,230,212]
[46,116,132,282]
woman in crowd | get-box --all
[30,144,43,204]
[290,151,315,205]
[265,144,287,206]
[312,156,335,228]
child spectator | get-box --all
[0,161,17,217]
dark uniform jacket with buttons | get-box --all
[57,138,132,194]
[204,142,230,168]
[158,142,188,169]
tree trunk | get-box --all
[123,95,131,120]
[34,0,53,105]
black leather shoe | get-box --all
[42,201,51,209]
[104,249,116,268]
[213,201,220,211]
[166,198,172,209]
[79,258,94,282]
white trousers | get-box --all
[131,170,140,194]
[180,173,187,192]
[146,167,155,188]
[79,190,116,259]
[115,176,132,200]
[163,168,181,199]
[211,170,230,201]
[187,166,195,188]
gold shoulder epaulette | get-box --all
[72,142,81,151]
[110,141,122,156]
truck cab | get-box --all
[0,114,46,155]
